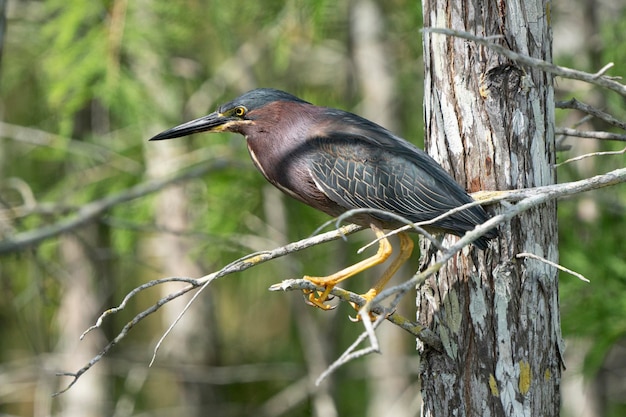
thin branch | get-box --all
[554,127,626,142]
[355,200,485,253]
[315,313,386,386]
[556,98,626,131]
[556,114,594,151]
[553,146,626,168]
[54,278,204,396]
[81,223,361,341]
[593,62,615,77]
[80,277,201,340]
[422,28,626,97]
[315,282,435,385]
[516,252,590,283]
[149,275,214,366]
[0,121,142,173]
[475,167,625,203]
[54,224,362,395]
[0,161,233,254]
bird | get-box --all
[150,88,497,311]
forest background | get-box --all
[0,0,625,416]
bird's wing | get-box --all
[306,133,488,233]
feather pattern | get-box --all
[300,109,496,248]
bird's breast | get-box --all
[246,137,346,217]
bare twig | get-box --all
[54,278,204,396]
[553,146,626,168]
[0,121,142,172]
[54,224,361,395]
[556,114,594,151]
[422,28,626,97]
[556,98,626,131]
[315,313,386,386]
[0,161,233,254]
[269,279,442,349]
[593,62,614,77]
[516,252,590,283]
[554,127,626,142]
[80,277,201,340]
[333,207,444,253]
[149,275,214,366]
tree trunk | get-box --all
[418,1,562,416]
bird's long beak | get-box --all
[149,111,231,141]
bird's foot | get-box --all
[302,276,337,310]
[349,288,379,322]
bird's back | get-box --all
[303,108,496,248]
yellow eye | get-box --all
[234,106,247,117]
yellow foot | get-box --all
[303,276,337,310]
[349,289,382,322]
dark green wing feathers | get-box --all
[306,111,495,248]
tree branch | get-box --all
[554,146,626,168]
[516,252,590,283]
[0,161,234,254]
[556,98,626,131]
[0,121,142,172]
[422,28,626,97]
[554,127,626,142]
[54,224,362,395]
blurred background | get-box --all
[0,0,624,416]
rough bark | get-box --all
[418,1,561,416]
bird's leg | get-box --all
[356,232,414,307]
[304,224,392,310]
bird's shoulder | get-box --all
[305,108,439,167]
[304,108,463,192]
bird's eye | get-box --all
[234,106,247,117]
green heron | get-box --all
[150,88,496,310]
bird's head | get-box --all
[149,88,310,141]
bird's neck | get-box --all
[244,102,321,196]
[244,102,319,165]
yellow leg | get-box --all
[304,224,392,310]
[359,232,414,304]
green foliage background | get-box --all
[0,0,624,416]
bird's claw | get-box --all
[347,289,394,322]
[348,306,394,322]
[302,275,340,310]
[302,289,337,310]
[301,278,393,322]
